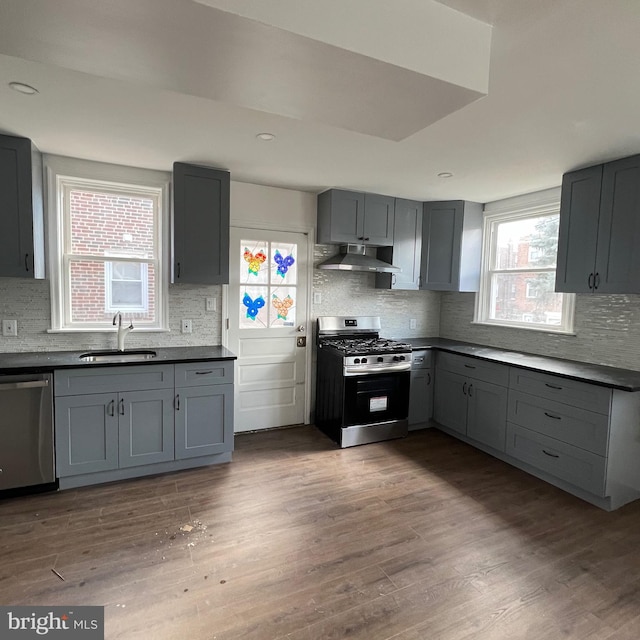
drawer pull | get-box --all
[195,371,214,375]
[426,372,431,385]
[107,399,115,417]
[462,381,467,395]
[544,411,561,420]
[464,364,476,369]
[542,449,560,458]
[544,383,563,390]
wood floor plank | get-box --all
[1,426,640,640]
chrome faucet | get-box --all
[113,311,134,351]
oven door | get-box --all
[343,371,410,426]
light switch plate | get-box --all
[205,297,216,312]
[410,318,417,329]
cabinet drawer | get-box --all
[506,423,606,496]
[55,365,174,396]
[509,368,611,415]
[437,352,509,387]
[508,391,609,455]
[411,350,433,369]
[175,361,234,387]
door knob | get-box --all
[297,325,305,332]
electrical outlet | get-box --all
[205,297,217,312]
[2,319,17,337]
[313,292,322,305]
[181,319,193,334]
[409,318,417,330]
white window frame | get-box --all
[45,155,170,332]
[474,187,575,334]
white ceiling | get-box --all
[0,0,639,203]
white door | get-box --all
[227,228,309,432]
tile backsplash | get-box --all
[0,277,222,352]
[312,244,440,338]
[440,291,640,372]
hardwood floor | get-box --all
[1,426,640,639]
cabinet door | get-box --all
[175,385,234,458]
[173,162,230,284]
[420,201,464,291]
[555,164,602,293]
[118,389,175,468]
[434,369,467,435]
[376,199,422,290]
[55,393,118,477]
[0,135,37,278]
[595,155,640,293]
[409,367,433,429]
[466,379,508,452]
[317,189,364,244]
[363,194,395,246]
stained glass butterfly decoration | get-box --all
[272,294,294,320]
[273,250,295,278]
[243,293,265,320]
[243,248,267,276]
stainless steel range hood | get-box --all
[316,244,400,273]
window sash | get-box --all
[475,200,575,334]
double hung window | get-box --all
[475,189,574,333]
[46,157,169,331]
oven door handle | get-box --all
[343,362,412,376]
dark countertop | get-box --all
[395,336,640,392]
[0,345,236,375]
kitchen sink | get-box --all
[79,349,158,362]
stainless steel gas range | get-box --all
[315,316,412,448]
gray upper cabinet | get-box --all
[420,200,482,291]
[317,189,394,246]
[0,133,45,279]
[556,154,640,294]
[376,198,422,290]
[173,162,230,284]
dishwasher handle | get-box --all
[0,379,50,391]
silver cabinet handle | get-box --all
[119,398,125,415]
[107,400,115,417]
[195,370,213,375]
[175,394,180,411]
[462,382,467,395]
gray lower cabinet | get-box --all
[174,361,234,459]
[55,388,174,476]
[434,352,509,451]
[54,361,234,488]
[408,350,433,430]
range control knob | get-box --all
[393,355,406,362]
[354,358,360,364]
[377,356,384,363]
[361,357,368,364]
[399,355,406,361]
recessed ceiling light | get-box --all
[8,82,39,95]
[437,172,454,178]
[256,132,275,141]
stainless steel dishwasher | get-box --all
[0,373,55,491]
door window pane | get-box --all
[270,242,297,285]
[270,286,296,327]
[241,240,269,284]
[240,286,268,329]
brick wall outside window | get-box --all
[69,190,157,323]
